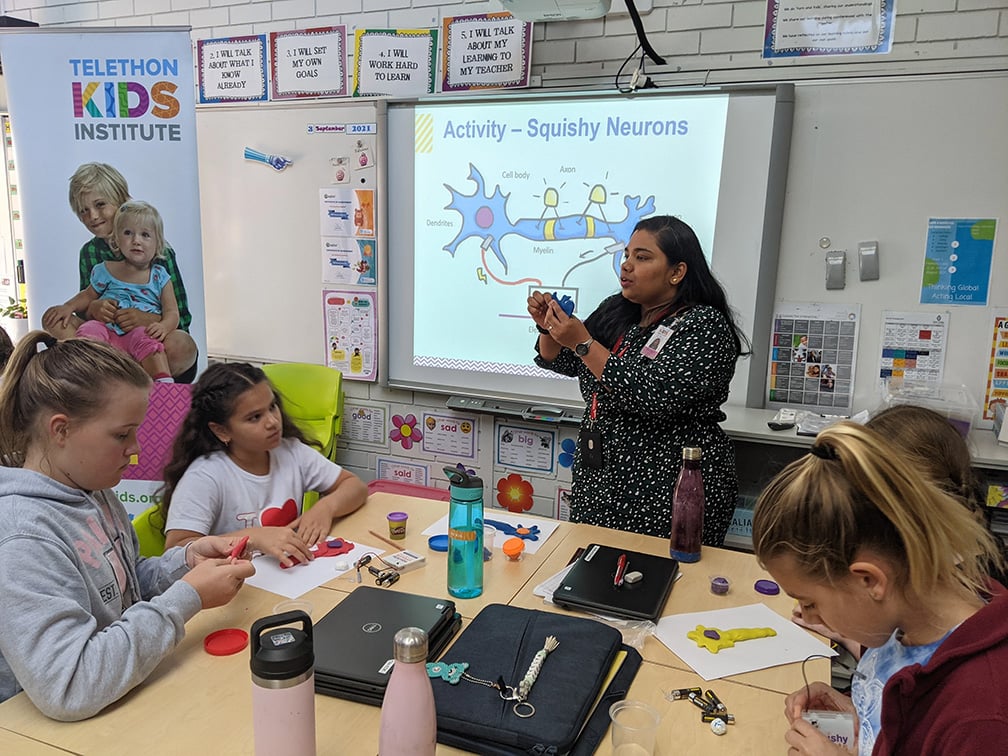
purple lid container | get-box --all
[387,511,408,522]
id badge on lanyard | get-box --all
[581,335,631,469]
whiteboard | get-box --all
[776,74,1008,415]
[196,99,385,364]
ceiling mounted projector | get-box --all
[498,0,612,21]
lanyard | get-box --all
[590,336,632,421]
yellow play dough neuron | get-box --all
[687,625,777,653]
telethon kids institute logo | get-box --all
[70,57,183,143]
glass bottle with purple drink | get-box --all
[669,447,704,563]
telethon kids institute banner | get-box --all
[0,28,207,516]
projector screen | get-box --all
[387,85,793,409]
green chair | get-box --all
[133,505,167,557]
[262,363,345,511]
[261,362,344,462]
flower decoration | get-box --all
[496,473,534,513]
[558,438,576,468]
[389,414,423,450]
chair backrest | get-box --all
[261,362,344,461]
[133,505,167,557]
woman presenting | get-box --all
[529,215,749,546]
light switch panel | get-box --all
[825,250,846,290]
[858,241,879,281]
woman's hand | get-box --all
[252,526,315,567]
[182,558,255,609]
[527,290,553,333]
[784,682,855,724]
[542,299,589,350]
[785,716,855,755]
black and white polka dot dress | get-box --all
[536,304,740,546]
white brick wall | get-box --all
[8,0,1006,83]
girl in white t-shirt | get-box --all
[160,362,367,566]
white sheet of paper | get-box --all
[245,542,383,599]
[654,603,836,681]
[422,512,558,554]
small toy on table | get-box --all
[687,625,777,653]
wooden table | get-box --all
[0,492,829,755]
[510,522,831,695]
[323,492,573,619]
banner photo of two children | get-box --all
[0,27,207,515]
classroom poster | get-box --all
[342,402,389,448]
[323,289,377,381]
[495,422,556,473]
[763,0,895,58]
[983,311,1008,421]
[0,28,207,374]
[878,310,949,392]
[420,412,477,458]
[920,218,997,306]
[441,13,532,92]
[767,302,861,412]
[376,456,430,486]
[197,35,268,103]
[270,27,347,99]
[352,28,438,97]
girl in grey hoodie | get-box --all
[0,333,255,720]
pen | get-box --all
[229,535,250,560]
[614,553,628,587]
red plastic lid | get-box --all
[204,628,249,656]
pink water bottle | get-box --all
[379,627,437,756]
[250,611,316,756]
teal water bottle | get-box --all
[444,466,484,598]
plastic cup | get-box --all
[387,511,408,540]
[483,524,497,561]
[609,700,661,756]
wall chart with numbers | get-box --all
[767,302,861,412]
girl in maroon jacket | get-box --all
[753,421,1007,755]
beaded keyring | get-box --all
[427,635,559,718]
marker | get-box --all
[614,553,628,587]
[229,535,250,560]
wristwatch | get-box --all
[574,337,595,356]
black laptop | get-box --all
[313,586,460,706]
[552,543,679,621]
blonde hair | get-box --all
[113,200,166,262]
[68,162,130,215]
[0,332,150,467]
[753,421,1000,602]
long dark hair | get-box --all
[584,215,751,354]
[159,362,311,521]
